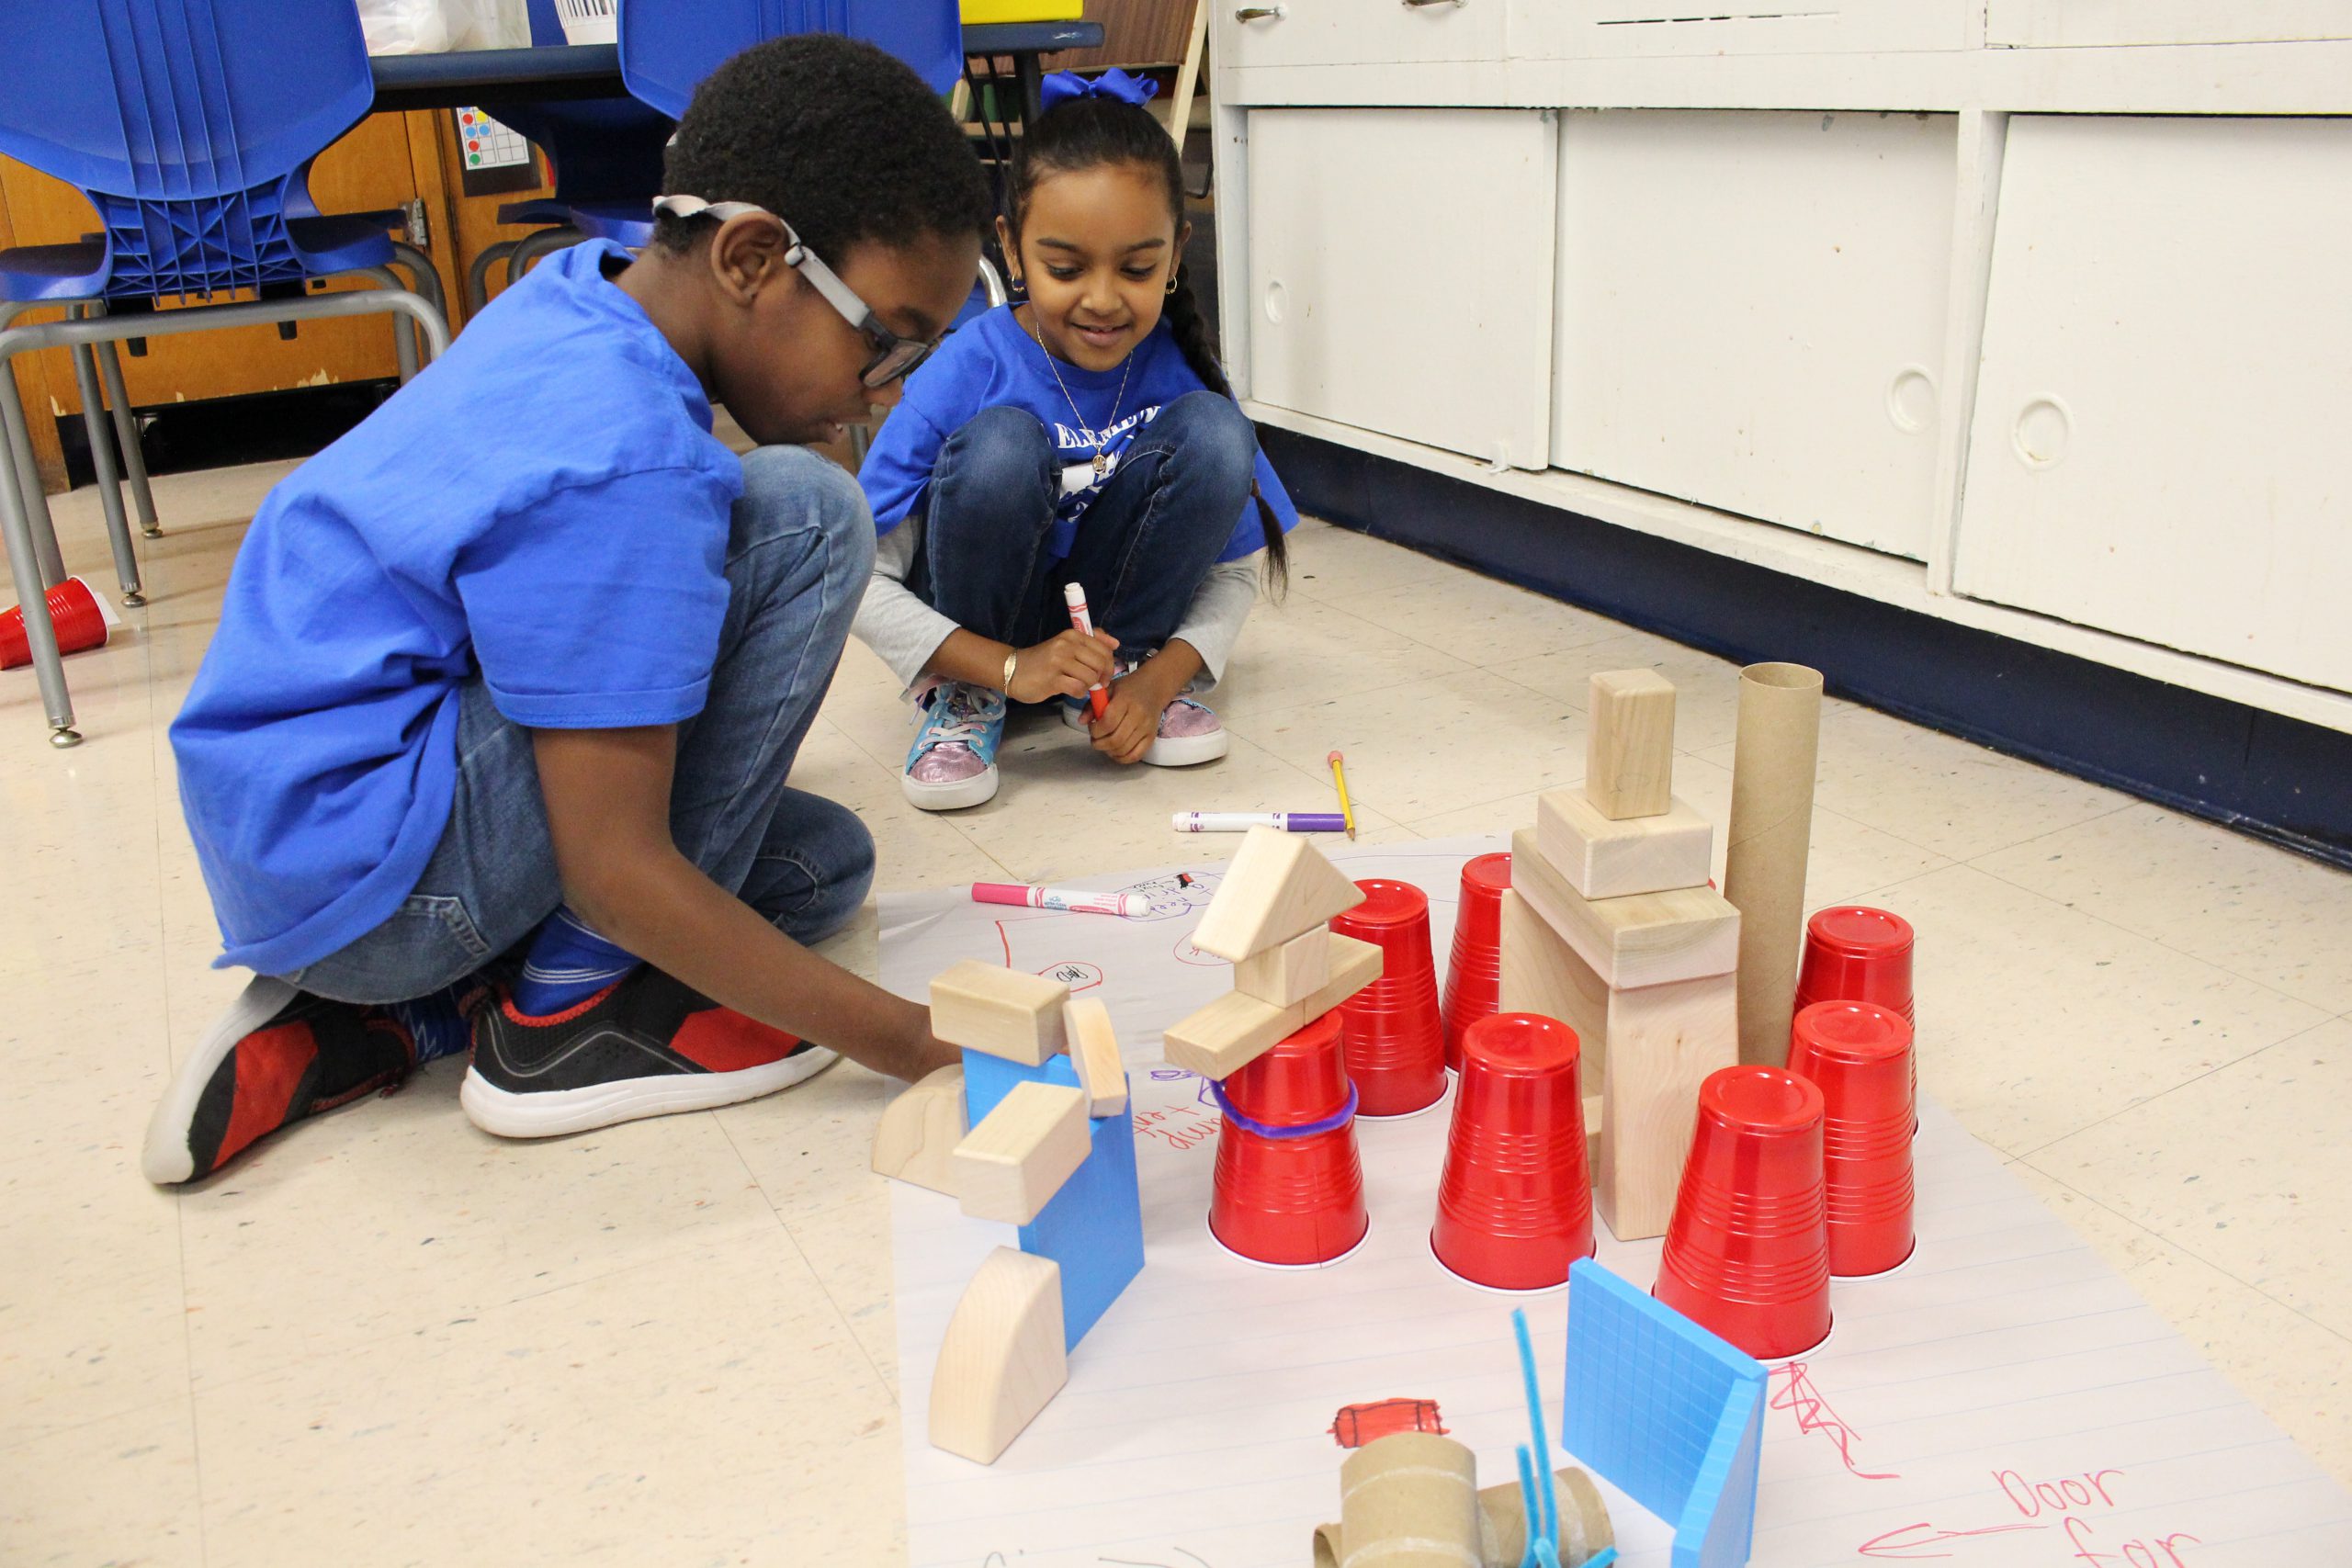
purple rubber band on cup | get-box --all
[1208,1079,1359,1140]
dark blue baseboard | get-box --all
[1261,426,2352,871]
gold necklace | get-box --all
[1026,311,1135,480]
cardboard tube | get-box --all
[1724,662,1824,1067]
[1338,1433,1482,1568]
[1476,1467,1615,1568]
[1316,1522,1344,1568]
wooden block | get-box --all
[1586,668,1677,819]
[1190,826,1365,961]
[870,1063,967,1195]
[952,1081,1091,1224]
[1232,925,1331,1006]
[1162,933,1384,1079]
[1063,998,1127,1116]
[1597,971,1738,1243]
[928,1247,1068,1465]
[930,960,1069,1066]
[1537,786,1713,900]
[1510,829,1738,989]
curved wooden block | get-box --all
[870,1064,966,1195]
[929,1248,1068,1465]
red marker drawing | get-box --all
[1064,581,1110,726]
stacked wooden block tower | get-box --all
[1500,670,1742,1242]
[871,964,1143,1464]
[1159,826,1382,1079]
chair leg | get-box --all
[0,350,80,745]
[509,225,583,282]
[65,308,143,605]
[468,239,518,315]
[0,301,65,588]
[92,328,159,537]
[357,266,422,383]
[387,241,447,370]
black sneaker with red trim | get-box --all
[459,965,838,1139]
[141,977,419,1185]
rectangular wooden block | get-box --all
[952,1081,1091,1224]
[1190,826,1365,961]
[1537,786,1714,900]
[1063,998,1128,1116]
[1233,926,1333,1006]
[1499,887,1611,1091]
[1162,932,1383,1078]
[1587,668,1677,819]
[931,960,1070,1066]
[1511,829,1738,989]
[1597,970,1738,1244]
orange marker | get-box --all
[1064,581,1110,725]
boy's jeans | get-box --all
[287,446,877,1007]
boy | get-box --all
[143,37,987,1185]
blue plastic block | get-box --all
[961,1048,1080,1128]
[1018,1077,1144,1350]
[1560,1259,1766,1568]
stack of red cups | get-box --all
[1208,1012,1370,1268]
[1796,906,1917,1123]
[1329,879,1448,1118]
[1439,852,1511,1072]
[1788,1000,1916,1278]
[1430,1012,1592,1292]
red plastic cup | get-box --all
[1329,878,1448,1118]
[1655,1065,1833,1360]
[1209,1012,1370,1268]
[1440,852,1511,1072]
[0,575,113,670]
[1788,1000,1915,1278]
[1795,906,1917,1126]
[1430,1012,1592,1292]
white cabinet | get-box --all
[1245,108,1555,468]
[1986,1,2352,47]
[1551,110,1955,560]
[1508,0,1967,59]
[1219,0,1506,69]
[1953,115,2352,694]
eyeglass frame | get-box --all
[651,194,938,389]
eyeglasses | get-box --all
[652,195,938,389]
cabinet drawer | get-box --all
[1218,0,1505,69]
[1986,0,2352,46]
[1509,0,1967,58]
[1247,108,1555,468]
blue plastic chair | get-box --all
[0,0,450,747]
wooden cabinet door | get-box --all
[1953,115,2352,694]
[1245,107,1555,468]
[1551,109,1955,561]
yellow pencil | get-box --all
[1327,750,1357,840]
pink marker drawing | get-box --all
[972,882,1147,919]
[1063,581,1111,726]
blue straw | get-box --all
[1512,1309,1561,1553]
[1583,1551,1619,1568]
[1513,1445,1543,1568]
[1533,1540,1563,1568]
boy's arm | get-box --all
[530,722,956,1083]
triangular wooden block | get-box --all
[929,1248,1069,1464]
[1190,826,1365,962]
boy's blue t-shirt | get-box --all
[171,241,742,976]
[858,304,1296,560]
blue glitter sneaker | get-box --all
[903,680,1006,810]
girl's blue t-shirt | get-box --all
[170,241,742,977]
[858,304,1296,561]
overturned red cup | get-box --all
[1795,907,1915,1021]
[1330,878,1447,1118]
[1209,1012,1369,1267]
[1431,1011,1592,1292]
[1788,1000,1915,1278]
[0,575,115,670]
[1441,852,1511,1072]
[1655,1065,1832,1360]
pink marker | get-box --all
[1063,581,1111,725]
[972,882,1147,919]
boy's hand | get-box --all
[1091,665,1178,765]
[1009,627,1118,705]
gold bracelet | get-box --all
[1001,648,1018,694]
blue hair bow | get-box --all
[1040,67,1161,115]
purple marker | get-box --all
[1171,811,1349,833]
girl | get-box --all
[854,69,1297,810]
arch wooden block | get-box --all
[1190,826,1365,961]
[870,1063,966,1195]
[929,1247,1069,1465]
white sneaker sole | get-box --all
[458,1045,841,1140]
[141,975,302,1185]
[1059,702,1229,766]
[902,761,999,811]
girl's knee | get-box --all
[944,407,1055,497]
[1159,390,1257,476]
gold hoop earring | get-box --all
[1165,270,1181,296]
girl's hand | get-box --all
[1008,628,1118,705]
[1091,667,1177,765]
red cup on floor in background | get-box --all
[1431,1011,1592,1292]
[1209,1011,1370,1268]
[1655,1065,1833,1360]
[1330,878,1448,1118]
[1788,1000,1915,1279]
[1441,852,1511,1072]
[0,575,116,670]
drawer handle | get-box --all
[1402,0,1465,6]
[1235,4,1284,18]
[2011,394,2073,470]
